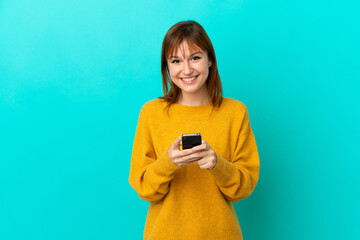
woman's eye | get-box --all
[192,56,201,61]
[171,60,180,64]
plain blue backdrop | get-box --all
[1,0,359,239]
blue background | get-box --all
[1,0,359,239]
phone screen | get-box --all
[182,133,202,149]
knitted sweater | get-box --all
[129,97,260,240]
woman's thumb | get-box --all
[172,135,182,149]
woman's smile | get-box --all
[180,75,199,84]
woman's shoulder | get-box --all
[140,98,167,112]
[221,97,248,113]
[218,97,250,123]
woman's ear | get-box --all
[209,60,212,68]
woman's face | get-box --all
[167,41,212,96]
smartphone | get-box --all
[182,133,202,150]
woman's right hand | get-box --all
[168,136,201,167]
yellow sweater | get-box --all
[129,97,260,240]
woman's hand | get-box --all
[168,136,201,167]
[184,140,217,170]
[168,137,217,169]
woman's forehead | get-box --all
[169,41,203,57]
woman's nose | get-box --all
[183,61,193,75]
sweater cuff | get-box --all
[153,149,181,176]
[208,153,230,181]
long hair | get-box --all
[159,20,223,112]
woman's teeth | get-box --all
[182,76,197,82]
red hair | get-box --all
[159,20,223,111]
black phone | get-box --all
[182,133,202,150]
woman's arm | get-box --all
[208,107,260,202]
[128,104,181,203]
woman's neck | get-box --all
[177,88,210,106]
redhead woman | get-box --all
[129,20,260,240]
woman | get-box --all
[129,20,260,240]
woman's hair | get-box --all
[159,20,223,111]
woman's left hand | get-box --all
[183,140,217,170]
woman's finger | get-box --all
[179,148,194,156]
[192,141,209,152]
[182,151,206,161]
[170,136,182,150]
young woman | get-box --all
[129,20,260,240]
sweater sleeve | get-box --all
[208,106,260,202]
[128,103,181,203]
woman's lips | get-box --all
[181,75,198,84]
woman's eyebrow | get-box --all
[190,51,202,56]
[169,52,203,59]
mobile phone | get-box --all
[182,133,202,150]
